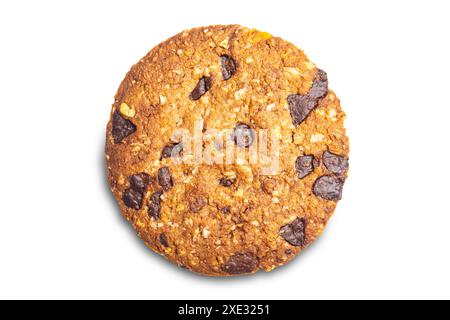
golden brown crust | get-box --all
[105,25,349,276]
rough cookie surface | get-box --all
[105,25,349,276]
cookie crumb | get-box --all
[202,227,211,239]
[310,133,324,143]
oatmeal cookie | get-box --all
[105,25,349,276]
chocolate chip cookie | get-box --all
[105,25,349,276]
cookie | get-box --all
[105,25,349,276]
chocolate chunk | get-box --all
[287,95,316,126]
[189,76,212,100]
[157,167,173,191]
[123,173,151,209]
[220,206,231,214]
[219,177,236,187]
[285,249,293,255]
[279,218,306,247]
[111,111,136,144]
[313,175,344,201]
[221,55,237,80]
[323,150,348,175]
[151,190,163,203]
[148,190,163,219]
[159,233,169,247]
[231,123,255,148]
[148,202,161,219]
[295,155,315,179]
[308,69,328,99]
[288,69,328,126]
[189,195,208,213]
[161,143,183,160]
[221,252,258,275]
[122,188,143,210]
[129,173,151,192]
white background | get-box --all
[0,0,449,300]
